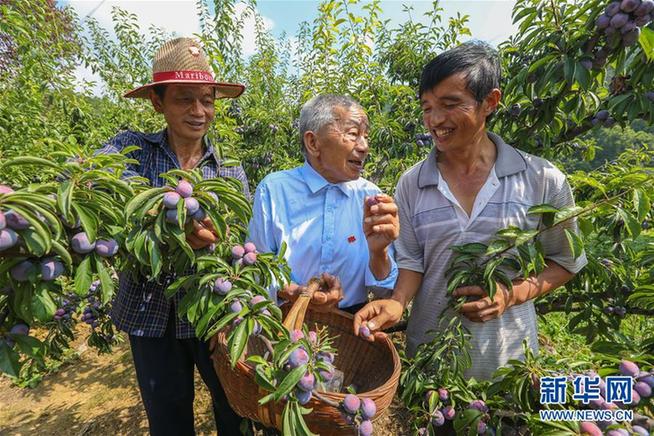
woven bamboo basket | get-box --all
[211,281,401,435]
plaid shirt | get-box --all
[97,129,250,338]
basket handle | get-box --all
[282,278,321,332]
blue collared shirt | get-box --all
[97,128,250,338]
[247,161,398,308]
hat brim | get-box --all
[124,80,245,99]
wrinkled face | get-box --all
[307,106,370,183]
[150,84,216,142]
[420,73,499,153]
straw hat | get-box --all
[124,37,245,99]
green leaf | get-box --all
[72,202,98,243]
[0,343,21,378]
[32,287,56,322]
[227,320,248,366]
[57,179,75,223]
[563,229,584,260]
[617,208,641,238]
[639,27,654,61]
[74,255,93,296]
[125,187,168,220]
[14,335,43,358]
[274,364,307,401]
[96,256,113,304]
[633,189,651,222]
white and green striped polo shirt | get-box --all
[395,132,587,380]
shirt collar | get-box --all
[299,161,353,197]
[147,128,220,165]
[417,131,527,188]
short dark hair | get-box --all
[152,84,167,100]
[419,41,501,104]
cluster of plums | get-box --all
[340,393,377,436]
[163,180,206,226]
[593,0,653,68]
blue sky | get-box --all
[63,1,518,92]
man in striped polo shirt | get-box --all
[354,41,587,380]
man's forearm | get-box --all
[369,249,391,280]
[508,260,575,307]
[391,268,423,308]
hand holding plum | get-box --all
[363,194,399,255]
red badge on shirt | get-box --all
[347,235,356,243]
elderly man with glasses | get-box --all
[247,94,399,315]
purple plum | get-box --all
[620,21,637,34]
[610,12,630,28]
[0,185,13,194]
[366,196,379,207]
[622,28,641,46]
[243,242,257,253]
[0,211,5,230]
[620,360,639,377]
[95,239,119,257]
[249,295,266,306]
[596,14,612,29]
[606,1,622,16]
[229,301,242,313]
[9,323,29,336]
[0,228,18,251]
[635,13,652,25]
[288,348,309,368]
[638,374,654,388]
[71,232,95,254]
[319,369,334,382]
[635,0,654,15]
[438,388,449,401]
[40,259,65,281]
[620,0,641,13]
[596,110,610,121]
[184,197,200,215]
[163,191,181,209]
[632,426,649,436]
[252,321,262,336]
[213,278,232,295]
[297,372,315,392]
[469,399,489,413]
[11,260,36,281]
[317,351,334,364]
[358,420,373,436]
[635,381,652,398]
[191,207,206,221]
[5,211,29,230]
[165,209,179,225]
[308,331,317,344]
[431,409,445,426]
[231,245,245,259]
[359,325,371,338]
[442,405,456,420]
[290,329,304,343]
[342,394,360,414]
[296,388,312,405]
[243,252,257,265]
[477,420,487,435]
[632,389,641,404]
[176,180,193,198]
[360,398,376,419]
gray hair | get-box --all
[298,94,364,152]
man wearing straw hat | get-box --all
[97,37,247,435]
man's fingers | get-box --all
[353,303,379,335]
[200,217,215,232]
[452,286,485,298]
[366,312,394,333]
[194,227,217,243]
[370,223,399,237]
[369,201,398,216]
[459,298,492,314]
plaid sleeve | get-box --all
[95,131,143,179]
